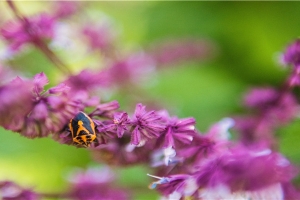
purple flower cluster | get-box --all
[149,139,296,199]
[0,72,84,138]
[150,38,216,67]
[282,39,300,67]
[66,166,130,200]
[282,39,300,87]
[0,181,39,200]
[234,87,298,146]
[89,106,197,166]
[1,13,55,52]
[1,1,300,199]
[1,67,299,199]
[82,21,116,54]
[144,40,300,199]
[52,1,81,19]
[0,1,82,54]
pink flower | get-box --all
[104,53,155,87]
[1,13,55,52]
[52,1,81,19]
[151,38,215,67]
[0,181,39,200]
[67,166,130,200]
[194,147,295,192]
[156,114,195,148]
[129,103,165,146]
[0,72,83,138]
[82,22,116,53]
[99,112,130,138]
[244,87,278,109]
[282,39,300,67]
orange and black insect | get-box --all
[69,112,96,147]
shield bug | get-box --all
[69,111,96,147]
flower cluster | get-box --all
[0,72,85,138]
[66,166,130,200]
[0,13,55,52]
[149,38,215,67]
[234,87,298,146]
[143,39,300,199]
[148,132,298,199]
[1,1,300,200]
[0,181,39,200]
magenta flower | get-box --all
[177,134,217,166]
[194,147,295,192]
[0,181,39,200]
[288,73,300,86]
[90,100,120,119]
[104,53,155,87]
[62,53,155,91]
[31,73,82,138]
[267,92,298,124]
[67,166,130,200]
[177,118,233,166]
[150,38,215,67]
[156,114,195,148]
[0,13,55,52]
[0,72,83,139]
[282,39,300,87]
[151,147,296,199]
[52,1,81,19]
[63,69,107,93]
[0,77,33,131]
[244,87,278,109]
[48,83,70,94]
[237,88,298,145]
[282,39,300,67]
[82,22,116,53]
[32,71,49,95]
[129,103,165,146]
[99,112,130,138]
[148,174,197,198]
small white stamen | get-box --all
[147,173,163,180]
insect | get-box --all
[69,111,96,147]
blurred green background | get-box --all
[1,2,300,199]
